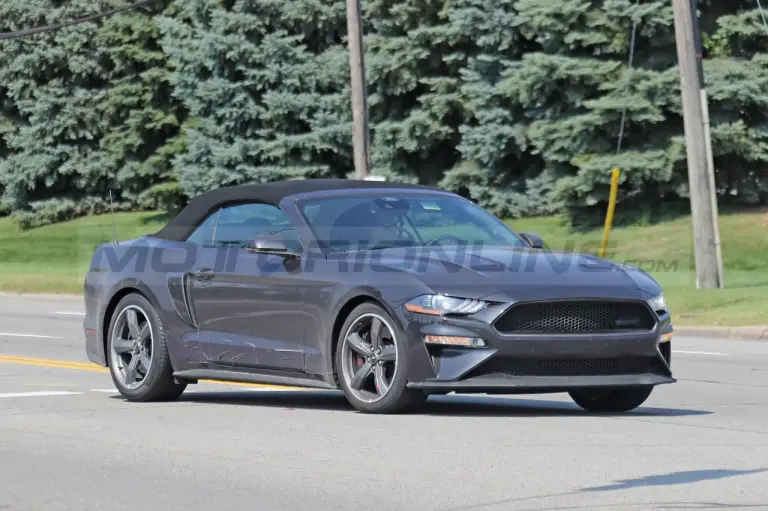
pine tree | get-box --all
[0,0,116,223]
[0,0,765,227]
[453,0,768,226]
[157,0,351,197]
[363,0,468,184]
[444,0,556,218]
[0,0,185,227]
[97,3,188,211]
[470,0,686,226]
[700,0,768,205]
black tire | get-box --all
[569,386,653,413]
[106,293,186,402]
[335,302,427,414]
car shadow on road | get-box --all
[173,390,711,418]
[439,468,768,511]
[580,468,768,493]
[418,394,711,418]
[176,389,351,411]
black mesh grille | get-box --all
[494,301,655,334]
[464,356,663,378]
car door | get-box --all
[184,202,309,372]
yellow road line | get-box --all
[0,355,307,391]
[0,355,107,372]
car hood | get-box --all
[364,246,662,302]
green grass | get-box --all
[1,208,766,326]
[0,212,169,295]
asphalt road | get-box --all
[1,293,767,510]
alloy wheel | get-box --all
[109,305,154,390]
[340,313,398,403]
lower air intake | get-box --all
[464,356,664,378]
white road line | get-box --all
[674,350,730,356]
[0,332,64,339]
[0,391,82,398]
[52,311,85,316]
[88,389,118,393]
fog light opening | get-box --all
[424,335,486,348]
[661,332,673,343]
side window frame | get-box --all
[184,201,302,250]
[185,207,222,248]
[210,208,222,246]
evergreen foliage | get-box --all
[445,0,554,218]
[0,0,184,224]
[0,0,766,228]
[364,0,468,184]
[156,0,352,196]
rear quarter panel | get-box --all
[83,237,200,369]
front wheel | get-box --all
[569,386,653,413]
[107,293,187,402]
[335,303,427,414]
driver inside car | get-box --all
[329,200,414,251]
[370,207,414,249]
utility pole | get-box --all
[690,0,725,287]
[346,0,371,179]
[672,0,724,289]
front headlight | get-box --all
[647,293,667,314]
[404,294,488,316]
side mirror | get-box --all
[520,232,545,249]
[247,235,300,258]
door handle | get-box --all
[192,268,215,281]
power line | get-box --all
[757,0,768,32]
[616,0,641,153]
[0,0,161,41]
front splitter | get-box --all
[407,372,676,392]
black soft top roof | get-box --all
[151,178,440,242]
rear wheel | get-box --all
[335,303,426,414]
[569,386,653,413]
[107,293,186,402]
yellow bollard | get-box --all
[599,168,620,259]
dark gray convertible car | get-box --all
[83,178,675,414]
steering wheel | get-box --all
[425,234,464,247]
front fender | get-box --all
[313,275,432,385]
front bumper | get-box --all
[397,303,676,394]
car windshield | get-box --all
[298,193,526,252]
